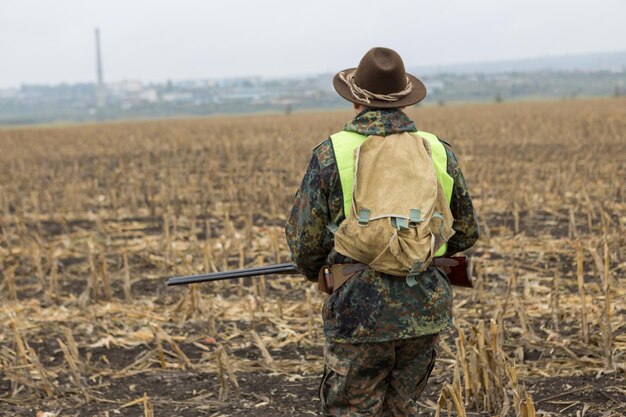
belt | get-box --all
[317,263,369,295]
[317,258,464,294]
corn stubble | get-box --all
[0,99,624,416]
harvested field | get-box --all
[1,98,625,417]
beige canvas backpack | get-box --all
[333,132,455,276]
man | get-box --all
[285,47,479,417]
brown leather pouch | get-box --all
[318,267,333,295]
[318,263,369,294]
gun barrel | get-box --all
[166,262,298,286]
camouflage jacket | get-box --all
[285,109,479,343]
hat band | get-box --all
[339,71,413,104]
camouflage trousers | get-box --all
[319,334,438,417]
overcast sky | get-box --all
[1,0,625,88]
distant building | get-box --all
[108,80,143,95]
[139,89,159,103]
[161,92,193,103]
[0,88,18,99]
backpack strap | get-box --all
[330,131,368,217]
[414,131,453,205]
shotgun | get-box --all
[166,256,472,288]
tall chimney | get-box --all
[95,28,105,108]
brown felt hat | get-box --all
[333,47,426,108]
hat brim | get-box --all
[333,68,427,108]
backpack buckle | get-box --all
[409,209,421,227]
[406,261,423,286]
[391,217,409,231]
[357,208,371,226]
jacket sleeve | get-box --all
[444,147,480,255]
[285,152,332,281]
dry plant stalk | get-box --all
[80,239,100,306]
[152,326,167,369]
[152,325,193,370]
[247,294,257,324]
[62,327,82,370]
[520,392,536,417]
[568,207,578,239]
[163,213,171,266]
[551,269,560,332]
[189,283,201,316]
[588,243,614,370]
[250,330,274,367]
[9,319,57,400]
[455,328,472,403]
[8,318,38,395]
[47,257,59,302]
[99,251,112,300]
[143,393,154,417]
[575,240,589,344]
[10,319,29,364]
[58,339,91,401]
[26,344,54,398]
[436,384,466,417]
[514,294,535,340]
[498,269,517,328]
[4,264,18,302]
[513,201,520,235]
[447,320,537,416]
[121,393,154,417]
[32,244,46,290]
[510,366,536,417]
[203,220,214,269]
[207,295,217,336]
[123,250,132,300]
[216,344,240,402]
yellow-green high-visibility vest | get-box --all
[330,130,454,257]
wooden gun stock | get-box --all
[435,256,473,288]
